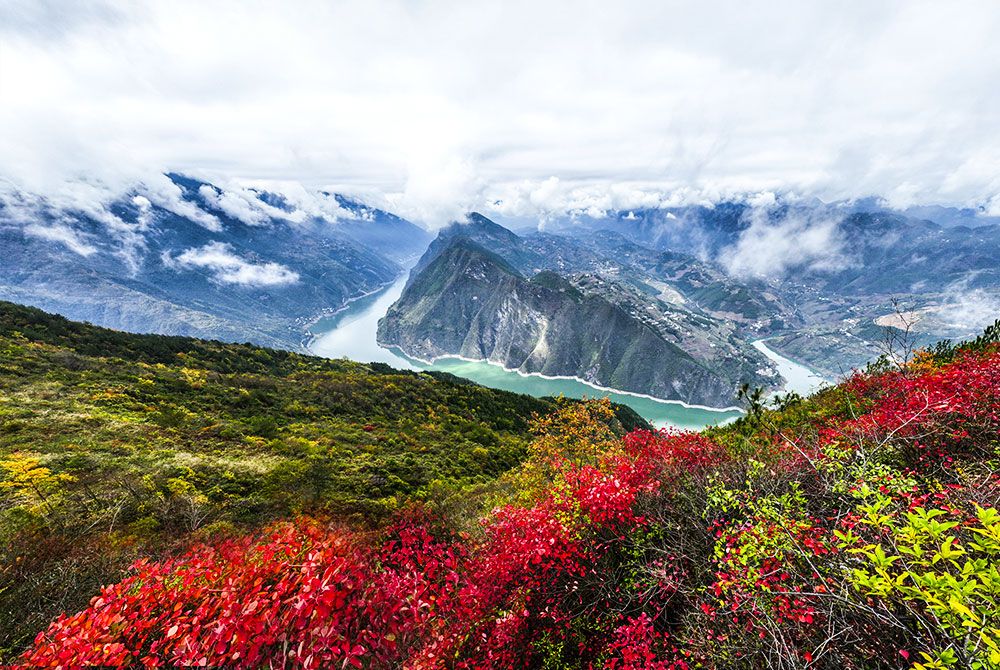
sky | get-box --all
[2,0,1000,225]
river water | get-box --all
[751,340,828,397]
[308,274,823,429]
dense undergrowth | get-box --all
[0,301,646,659]
[14,316,1000,667]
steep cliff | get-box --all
[379,238,776,407]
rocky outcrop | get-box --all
[379,238,774,407]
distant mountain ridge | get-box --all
[380,201,1000,401]
[3,179,998,388]
[0,174,430,349]
[412,212,795,329]
[529,201,1000,375]
[543,203,1000,294]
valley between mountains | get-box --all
[5,177,1000,413]
[3,179,1000,666]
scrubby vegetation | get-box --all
[0,301,646,660]
[9,306,1000,668]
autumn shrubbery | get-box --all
[1,301,606,658]
[18,331,1000,668]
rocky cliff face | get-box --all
[379,238,777,407]
[411,213,797,333]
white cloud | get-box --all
[935,280,1000,332]
[1,1,1000,225]
[0,0,129,41]
[137,176,222,231]
[484,177,708,222]
[23,222,97,256]
[164,241,299,286]
[984,195,1000,218]
[131,194,151,225]
[720,206,850,279]
[198,184,269,226]
[1,183,149,269]
[392,154,482,225]
[231,180,341,224]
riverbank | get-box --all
[751,339,829,396]
[299,278,403,352]
[305,276,754,428]
[384,346,745,413]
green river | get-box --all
[308,274,824,430]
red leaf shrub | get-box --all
[834,347,1000,464]
[23,515,467,669]
[623,429,729,473]
[603,613,689,670]
[20,348,1000,668]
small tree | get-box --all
[504,398,622,504]
[878,297,919,370]
[0,453,74,528]
[738,383,766,422]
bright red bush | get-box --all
[23,449,669,668]
[834,348,1000,464]
[623,429,729,473]
[21,348,1000,668]
[602,613,689,670]
[23,515,468,669]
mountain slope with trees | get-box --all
[381,215,781,407]
[0,175,431,350]
[0,300,645,659]
[379,238,773,407]
[12,302,1000,667]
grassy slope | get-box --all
[8,303,1000,667]
[0,300,645,658]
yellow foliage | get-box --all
[0,453,73,494]
[179,367,209,388]
[503,398,623,504]
[0,452,74,518]
[907,349,940,375]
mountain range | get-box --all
[379,217,780,406]
[379,205,1000,404]
[3,179,999,406]
[0,174,430,349]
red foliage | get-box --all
[21,349,1000,668]
[602,614,689,670]
[23,515,465,669]
[23,449,672,668]
[834,348,1000,464]
[421,451,667,667]
[623,429,729,473]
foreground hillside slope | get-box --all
[15,311,1000,667]
[0,301,646,658]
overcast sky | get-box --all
[2,0,999,224]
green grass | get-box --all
[0,300,646,658]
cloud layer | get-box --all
[23,222,98,256]
[164,242,300,287]
[2,1,1000,224]
[720,205,851,279]
[936,282,1000,333]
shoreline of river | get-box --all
[299,277,403,352]
[302,276,833,428]
[379,343,746,413]
[751,339,829,396]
